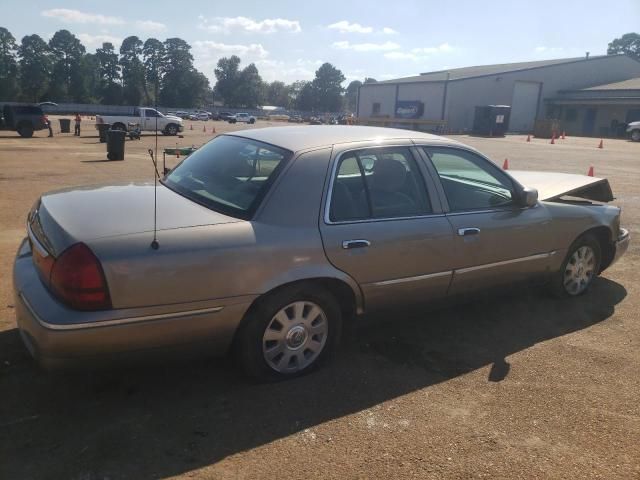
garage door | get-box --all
[509,81,541,132]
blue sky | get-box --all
[3,0,639,85]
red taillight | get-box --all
[49,243,112,311]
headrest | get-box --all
[371,158,407,191]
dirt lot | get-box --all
[0,119,639,479]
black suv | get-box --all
[0,104,47,138]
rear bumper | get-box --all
[611,228,630,266]
[13,238,254,369]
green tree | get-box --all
[608,32,640,59]
[48,29,86,101]
[0,27,19,101]
[142,38,165,103]
[214,55,241,106]
[159,38,195,106]
[311,63,345,112]
[265,81,291,108]
[288,80,308,109]
[235,63,264,108]
[78,53,101,103]
[296,81,316,111]
[96,42,122,103]
[344,80,362,112]
[120,36,145,105]
[17,34,51,102]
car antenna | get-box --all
[149,76,160,250]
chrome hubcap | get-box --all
[262,301,328,374]
[564,246,596,295]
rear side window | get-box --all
[13,106,42,115]
[329,147,431,222]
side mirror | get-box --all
[521,187,538,207]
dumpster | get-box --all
[97,123,111,143]
[472,105,511,136]
[59,118,71,133]
[106,129,126,160]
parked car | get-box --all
[174,111,190,119]
[194,112,210,121]
[0,104,47,138]
[13,126,629,380]
[288,115,304,123]
[218,112,234,121]
[95,107,183,136]
[229,113,256,124]
[627,121,640,141]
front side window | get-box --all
[423,147,514,212]
[329,147,431,222]
[164,135,290,218]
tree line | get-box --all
[0,26,375,111]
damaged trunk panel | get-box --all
[509,170,614,202]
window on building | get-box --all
[372,102,381,115]
[565,108,577,122]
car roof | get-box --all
[227,125,461,152]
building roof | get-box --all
[369,54,625,85]
[226,125,460,152]
[581,77,640,91]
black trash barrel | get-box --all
[59,119,71,133]
[97,123,111,143]
[106,129,126,160]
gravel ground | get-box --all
[0,120,638,479]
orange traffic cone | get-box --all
[526,134,531,142]
[502,158,509,170]
[550,134,555,145]
[190,124,193,130]
[598,139,603,149]
[212,126,216,134]
[176,147,180,159]
[202,125,206,132]
[587,166,594,177]
[561,131,566,140]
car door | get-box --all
[420,146,555,295]
[319,144,456,311]
[143,109,160,130]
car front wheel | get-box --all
[235,284,342,381]
[165,124,178,135]
[550,234,601,297]
[631,130,640,142]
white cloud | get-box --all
[384,43,456,61]
[199,16,301,34]
[193,40,269,59]
[327,21,398,35]
[42,8,125,25]
[135,20,166,33]
[77,33,122,49]
[328,21,373,34]
[332,41,400,52]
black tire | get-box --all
[17,123,34,138]
[549,233,601,298]
[631,130,640,142]
[165,124,178,136]
[111,123,127,132]
[249,118,255,124]
[235,284,342,381]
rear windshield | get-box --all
[163,135,291,218]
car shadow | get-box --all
[0,277,626,479]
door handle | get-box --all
[457,228,480,236]
[342,239,371,249]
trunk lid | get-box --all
[30,183,240,256]
[508,170,614,202]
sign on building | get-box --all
[395,101,424,119]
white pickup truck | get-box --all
[228,113,256,124]
[95,107,184,136]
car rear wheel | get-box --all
[631,130,640,142]
[17,123,34,138]
[249,118,255,124]
[550,234,601,297]
[235,284,342,381]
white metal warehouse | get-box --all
[356,54,640,135]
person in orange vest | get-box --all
[74,113,81,136]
